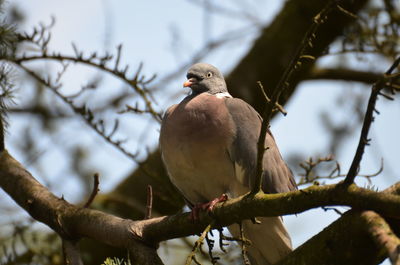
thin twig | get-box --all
[321,206,343,216]
[239,222,251,265]
[344,56,400,185]
[297,156,383,186]
[205,233,219,265]
[252,1,337,193]
[12,63,141,161]
[217,228,229,253]
[185,224,212,265]
[119,103,157,116]
[145,185,153,219]
[12,53,162,122]
[84,173,100,208]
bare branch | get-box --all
[307,67,381,84]
[344,56,400,185]
[297,156,383,186]
[253,1,337,193]
[10,53,162,122]
[145,185,153,220]
[0,150,163,265]
[185,224,211,265]
[239,222,251,265]
[11,62,141,161]
[186,0,263,25]
[205,232,219,265]
[84,173,100,208]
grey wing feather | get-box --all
[159,105,175,150]
[262,132,297,193]
[225,98,297,194]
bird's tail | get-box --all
[228,217,292,265]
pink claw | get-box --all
[189,194,228,221]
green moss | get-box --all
[102,257,130,265]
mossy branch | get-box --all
[0,149,400,264]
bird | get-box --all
[159,63,296,265]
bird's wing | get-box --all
[159,104,176,152]
[225,97,297,194]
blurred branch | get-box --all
[226,0,368,112]
[341,4,400,59]
[362,211,400,265]
[239,222,251,265]
[145,185,153,220]
[8,106,72,118]
[186,0,262,25]
[297,156,383,186]
[12,52,162,122]
[1,21,164,163]
[62,240,83,265]
[307,67,381,84]
[14,62,140,161]
[277,211,400,265]
[154,25,256,92]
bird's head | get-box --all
[183,63,228,95]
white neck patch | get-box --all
[215,92,233,98]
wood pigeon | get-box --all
[159,63,296,265]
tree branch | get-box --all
[277,185,400,265]
[62,239,83,265]
[0,150,163,265]
[307,67,381,84]
[362,211,400,265]
[227,0,368,112]
[84,173,100,208]
[253,0,338,192]
[12,53,161,121]
[1,149,400,263]
[277,211,398,265]
[11,62,141,161]
[344,56,400,185]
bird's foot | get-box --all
[190,194,228,221]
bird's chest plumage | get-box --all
[163,94,233,149]
[160,93,236,203]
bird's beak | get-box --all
[183,77,197,88]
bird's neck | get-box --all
[214,91,232,98]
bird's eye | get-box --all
[207,72,213,78]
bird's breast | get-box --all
[160,93,236,203]
[163,94,233,145]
